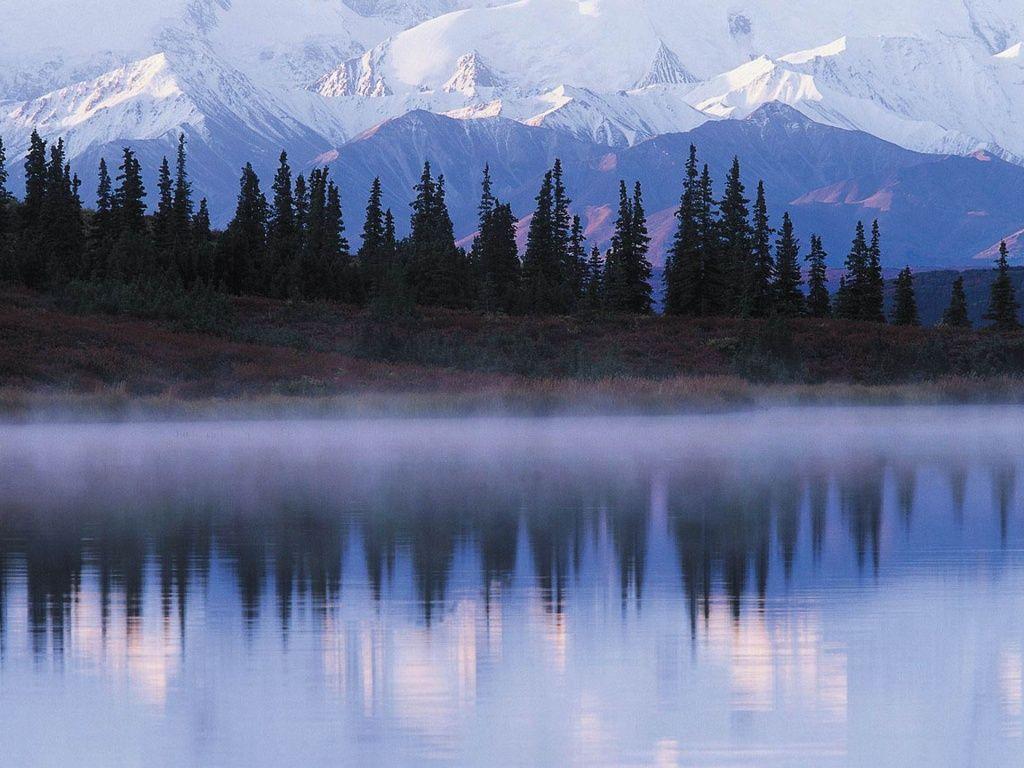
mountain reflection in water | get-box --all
[0,410,1022,767]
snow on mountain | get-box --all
[3,0,1024,242]
[686,35,1024,161]
[325,104,1024,268]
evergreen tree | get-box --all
[604,180,652,313]
[113,147,147,237]
[837,221,870,321]
[521,170,562,314]
[697,163,726,315]
[21,131,47,233]
[39,140,84,284]
[475,201,520,313]
[664,144,702,316]
[773,212,803,317]
[747,181,774,317]
[301,168,328,297]
[567,214,587,307]
[804,235,830,318]
[171,133,194,242]
[152,156,174,253]
[892,266,919,326]
[941,275,971,328]
[478,163,495,229]
[405,162,469,307]
[718,157,752,316]
[218,163,268,294]
[323,178,357,302]
[170,134,195,284]
[86,159,116,276]
[582,245,605,310]
[191,198,215,283]
[266,152,297,297]
[358,176,388,300]
[864,220,886,322]
[984,242,1021,331]
[294,173,309,257]
[193,199,212,241]
[551,159,576,307]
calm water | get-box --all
[1,409,1023,767]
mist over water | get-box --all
[1,408,1023,767]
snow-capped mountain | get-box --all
[2,0,1024,263]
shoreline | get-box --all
[5,376,1024,424]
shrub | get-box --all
[57,278,234,334]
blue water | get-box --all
[0,409,1022,767]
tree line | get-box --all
[0,132,1019,329]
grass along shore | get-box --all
[5,283,1024,421]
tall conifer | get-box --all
[805,235,830,318]
[773,212,803,317]
[718,157,752,316]
[942,275,970,328]
[984,242,1021,331]
[892,266,919,326]
[664,144,702,316]
[747,181,774,317]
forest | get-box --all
[1,132,1020,332]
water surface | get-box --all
[1,408,1022,767]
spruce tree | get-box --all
[747,180,774,317]
[301,168,327,296]
[407,162,468,307]
[664,144,702,316]
[865,220,886,322]
[21,131,47,233]
[604,180,652,314]
[521,170,561,314]
[39,140,84,284]
[603,181,632,312]
[582,245,605,310]
[984,242,1021,331]
[718,157,752,316]
[551,159,576,306]
[172,134,193,241]
[567,214,587,307]
[837,221,869,320]
[892,266,919,326]
[267,152,297,297]
[152,156,174,254]
[478,163,495,228]
[86,159,115,277]
[323,179,356,302]
[941,275,971,328]
[192,198,215,283]
[629,180,653,313]
[171,134,195,284]
[218,163,268,295]
[773,212,803,317]
[697,163,725,315]
[358,176,388,300]
[113,147,147,237]
[805,235,830,318]
[475,201,520,313]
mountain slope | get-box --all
[327,105,1024,269]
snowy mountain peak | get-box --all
[442,52,509,97]
[634,42,699,89]
[315,47,393,97]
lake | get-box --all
[0,408,1022,767]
